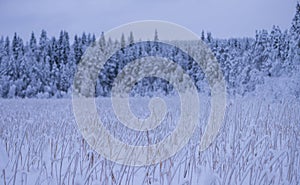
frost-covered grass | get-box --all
[0,96,299,185]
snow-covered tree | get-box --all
[128,31,134,46]
[121,33,126,49]
[289,2,300,71]
[154,29,159,42]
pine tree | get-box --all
[289,2,300,71]
[291,2,300,37]
[99,32,106,51]
[128,31,134,46]
[0,37,11,97]
[29,32,37,53]
[39,30,48,62]
[0,37,5,75]
[4,37,10,57]
[25,39,39,97]
[201,30,205,41]
[91,34,96,47]
[270,26,283,59]
[11,33,24,80]
[269,26,284,76]
[73,35,83,64]
[57,31,71,93]
[121,33,126,49]
[29,32,38,66]
[58,31,70,65]
[11,33,27,97]
[154,29,159,42]
[253,30,272,76]
[0,37,5,97]
[207,32,213,43]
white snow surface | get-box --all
[0,90,299,184]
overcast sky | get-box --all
[0,0,298,40]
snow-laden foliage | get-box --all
[0,3,299,98]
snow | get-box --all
[0,144,8,170]
[0,4,299,184]
[0,92,299,184]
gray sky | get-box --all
[0,0,298,40]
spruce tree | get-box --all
[154,29,159,42]
[128,31,134,46]
[201,30,205,41]
[121,33,126,49]
[291,2,300,37]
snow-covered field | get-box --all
[0,93,299,185]
[1,2,299,185]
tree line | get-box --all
[0,3,299,98]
